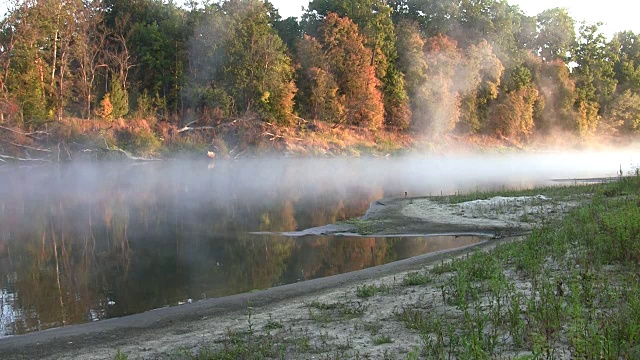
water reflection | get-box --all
[0,155,627,336]
[0,211,480,337]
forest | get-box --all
[1,0,639,157]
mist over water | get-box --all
[0,151,636,336]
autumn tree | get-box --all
[492,86,539,139]
[307,0,411,129]
[459,40,503,133]
[491,64,540,139]
[296,35,344,123]
[536,59,578,133]
[414,35,466,134]
[318,12,384,129]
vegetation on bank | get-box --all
[111,173,640,359]
[2,0,640,161]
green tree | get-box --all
[110,75,129,119]
[106,0,190,117]
[188,0,296,124]
[610,31,640,93]
[571,23,617,136]
[74,0,108,119]
[605,89,640,133]
[1,0,57,124]
[535,8,575,62]
[223,0,296,123]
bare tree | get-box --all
[75,0,108,119]
[108,14,134,94]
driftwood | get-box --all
[102,146,162,161]
[100,136,161,161]
[177,119,240,133]
[0,154,51,162]
[177,125,218,133]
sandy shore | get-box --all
[0,194,569,359]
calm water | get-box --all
[0,154,633,336]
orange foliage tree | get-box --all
[298,13,384,130]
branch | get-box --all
[0,124,50,138]
[9,142,52,152]
[262,132,302,141]
[263,132,283,141]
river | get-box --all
[0,152,634,336]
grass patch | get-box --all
[402,271,432,286]
[356,284,391,298]
[308,300,368,322]
[341,218,382,235]
[372,334,394,345]
[432,182,606,204]
[264,319,284,331]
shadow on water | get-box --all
[0,154,632,336]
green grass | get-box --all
[356,283,390,298]
[401,271,432,286]
[341,218,383,235]
[372,334,394,345]
[410,175,640,359]
[431,181,607,204]
[114,349,128,360]
[307,300,368,323]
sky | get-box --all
[0,1,637,39]
[507,0,640,39]
[268,0,639,39]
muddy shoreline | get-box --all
[0,194,559,359]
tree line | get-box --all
[1,0,639,141]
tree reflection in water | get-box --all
[0,161,484,336]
